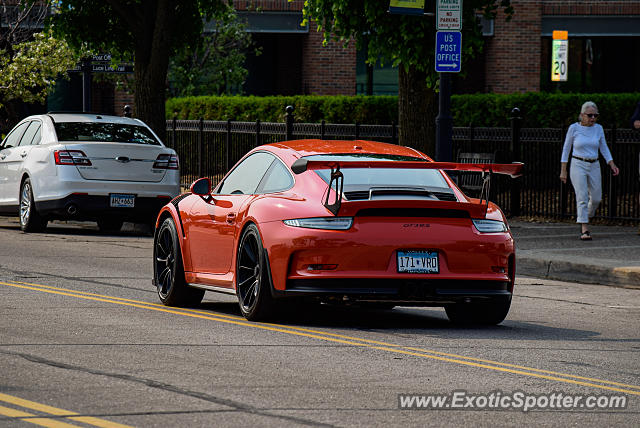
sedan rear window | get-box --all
[54,122,160,145]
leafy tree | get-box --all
[51,0,229,140]
[0,1,78,131]
[0,30,79,107]
[168,8,259,97]
[302,0,513,155]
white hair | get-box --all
[579,101,598,121]
[581,101,598,114]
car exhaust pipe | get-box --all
[66,204,78,216]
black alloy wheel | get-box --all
[444,297,512,326]
[236,224,275,321]
[154,217,204,306]
[19,178,47,232]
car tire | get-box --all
[236,224,275,321]
[445,298,511,326]
[154,217,204,307]
[97,218,124,234]
[20,178,47,233]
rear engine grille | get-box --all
[431,192,457,201]
[344,191,370,200]
[344,190,457,202]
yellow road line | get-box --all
[14,280,640,392]
[0,393,132,428]
[0,404,80,428]
[3,280,640,396]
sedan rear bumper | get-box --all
[35,194,171,222]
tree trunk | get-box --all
[398,65,437,157]
[129,0,172,143]
[133,61,168,142]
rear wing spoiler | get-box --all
[291,159,523,178]
[290,159,524,215]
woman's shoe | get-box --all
[580,231,592,241]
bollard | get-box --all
[171,114,177,150]
[198,118,204,178]
[255,119,261,147]
[285,105,294,141]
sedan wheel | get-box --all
[20,178,47,233]
[236,224,275,321]
[154,218,204,306]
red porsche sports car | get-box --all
[153,139,522,324]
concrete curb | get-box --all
[517,256,640,289]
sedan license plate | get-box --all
[110,194,135,208]
[397,250,439,273]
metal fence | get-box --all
[166,110,640,223]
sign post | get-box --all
[551,30,568,82]
[435,22,462,162]
[68,54,134,113]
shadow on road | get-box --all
[0,217,152,237]
[196,300,602,341]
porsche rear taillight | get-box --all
[54,150,92,166]
[153,154,179,170]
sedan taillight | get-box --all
[54,150,92,166]
[153,154,179,170]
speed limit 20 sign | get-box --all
[551,30,568,82]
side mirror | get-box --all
[190,177,211,196]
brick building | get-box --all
[217,0,640,97]
[49,0,640,116]
[482,0,640,94]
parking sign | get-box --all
[437,0,462,30]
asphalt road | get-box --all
[0,218,638,427]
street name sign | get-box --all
[437,0,462,30]
[435,31,461,72]
[551,30,568,82]
[68,53,134,74]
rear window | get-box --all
[305,153,449,189]
[54,122,160,145]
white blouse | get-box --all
[560,122,613,163]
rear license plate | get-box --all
[110,194,135,208]
[397,250,439,273]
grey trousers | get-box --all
[570,158,602,224]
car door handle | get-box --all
[20,151,28,158]
[0,154,5,160]
[226,213,236,224]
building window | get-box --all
[355,49,398,95]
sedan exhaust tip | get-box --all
[66,204,78,216]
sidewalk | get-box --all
[510,219,640,289]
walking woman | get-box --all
[559,101,619,240]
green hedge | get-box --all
[165,95,398,124]
[166,93,640,129]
